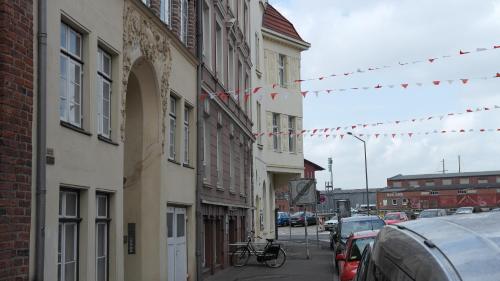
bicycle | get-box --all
[231,231,287,268]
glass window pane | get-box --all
[65,193,77,217]
[58,224,62,262]
[97,258,106,281]
[103,95,110,117]
[177,213,185,237]
[97,195,107,218]
[72,63,81,85]
[97,223,106,256]
[58,264,62,281]
[69,30,81,57]
[61,23,67,49]
[167,213,173,238]
[64,224,76,261]
[65,262,76,281]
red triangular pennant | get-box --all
[460,79,469,84]
[253,87,262,94]
[294,79,304,83]
[494,45,500,49]
[270,92,278,100]
[324,128,329,133]
[301,91,308,98]
[466,109,473,113]
[496,73,500,78]
[340,134,344,140]
[312,129,318,134]
[319,77,325,80]
[200,93,207,101]
[375,134,380,138]
[352,125,357,129]
[374,84,382,89]
[433,80,441,85]
[408,133,413,138]
[391,134,396,138]
[459,50,470,55]
[428,58,436,63]
[272,84,278,88]
[401,83,409,89]
[244,93,250,103]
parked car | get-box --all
[491,208,500,212]
[383,212,408,225]
[331,215,385,266]
[276,212,290,226]
[290,211,316,227]
[324,216,338,231]
[354,212,500,281]
[454,206,481,215]
[418,208,447,219]
[337,230,378,281]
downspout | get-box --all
[35,0,47,279]
[195,0,203,280]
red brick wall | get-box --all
[0,0,34,280]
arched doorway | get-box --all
[123,58,162,281]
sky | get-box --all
[269,0,500,190]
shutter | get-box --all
[266,111,273,150]
[297,117,303,153]
[281,114,288,152]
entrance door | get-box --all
[167,207,187,281]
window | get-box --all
[244,73,250,113]
[58,190,80,281]
[202,117,210,183]
[402,198,409,205]
[169,96,177,160]
[392,199,397,206]
[458,190,467,195]
[202,0,211,67]
[425,181,435,187]
[459,178,470,185]
[95,194,109,281]
[272,113,280,151]
[442,179,452,185]
[430,191,439,196]
[478,179,488,184]
[278,54,286,87]
[142,0,150,6]
[60,23,83,127]
[97,48,112,138]
[237,61,243,104]
[497,177,500,184]
[216,122,222,188]
[392,181,402,188]
[229,138,235,191]
[409,181,419,187]
[255,33,260,71]
[183,106,190,165]
[288,116,296,153]
[180,0,188,43]
[228,43,234,92]
[240,142,245,194]
[256,102,262,145]
[160,0,171,25]
[215,21,223,80]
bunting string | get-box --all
[252,105,500,138]
[201,72,500,102]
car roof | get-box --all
[351,230,379,239]
[341,215,382,222]
[397,212,500,280]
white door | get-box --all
[167,207,187,281]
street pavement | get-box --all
[205,240,337,281]
[278,225,331,243]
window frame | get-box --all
[97,48,112,139]
[202,0,212,68]
[202,116,210,184]
[160,0,172,26]
[216,122,223,188]
[229,137,235,191]
[180,0,189,43]
[459,178,470,185]
[58,189,81,281]
[278,54,286,87]
[272,113,280,151]
[391,199,397,206]
[215,19,224,81]
[60,22,84,128]
[183,106,191,165]
[169,96,178,160]
[95,193,110,281]
[288,116,296,153]
[256,102,262,145]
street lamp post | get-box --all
[347,132,370,215]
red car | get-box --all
[336,230,379,281]
[383,212,408,225]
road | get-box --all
[277,225,331,244]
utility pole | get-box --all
[327,157,334,213]
[458,155,461,173]
[441,159,448,174]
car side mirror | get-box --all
[336,253,346,261]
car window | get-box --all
[384,214,400,220]
[349,237,375,261]
[355,245,371,281]
[419,210,438,218]
[341,220,384,238]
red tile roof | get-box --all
[263,4,307,44]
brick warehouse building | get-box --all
[0,0,34,280]
[377,171,500,214]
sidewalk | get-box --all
[205,241,336,281]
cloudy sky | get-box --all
[269,0,500,190]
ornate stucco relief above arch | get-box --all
[121,1,172,152]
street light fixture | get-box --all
[347,132,370,215]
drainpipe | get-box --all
[35,0,48,279]
[195,0,203,280]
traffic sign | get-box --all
[289,179,316,205]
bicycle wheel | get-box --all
[231,246,250,267]
[265,248,287,268]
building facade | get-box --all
[24,0,198,280]
[198,0,254,276]
[0,0,34,280]
[251,3,310,238]
[378,171,500,214]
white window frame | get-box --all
[183,106,190,165]
[478,179,488,184]
[425,181,435,187]
[97,48,112,138]
[442,179,452,185]
[95,194,109,281]
[58,190,80,281]
[60,22,83,128]
[288,116,296,153]
[402,198,409,205]
[160,0,172,26]
[180,0,188,43]
[169,96,177,160]
[391,199,397,206]
[278,54,286,87]
[272,113,280,151]
[459,178,470,185]
[392,181,402,188]
[430,191,439,196]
